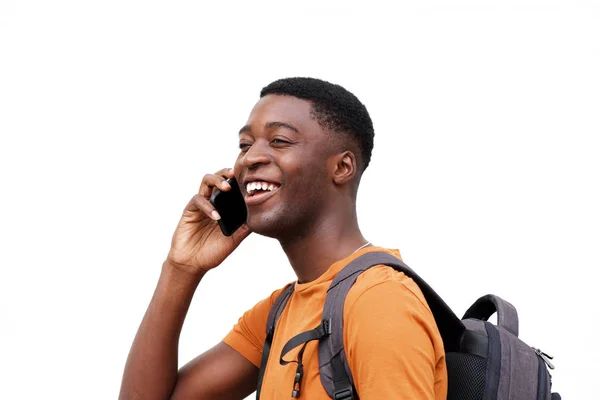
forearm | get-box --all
[119,261,205,400]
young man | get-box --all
[119,78,447,399]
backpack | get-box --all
[256,251,561,400]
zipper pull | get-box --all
[533,347,555,370]
[291,363,304,398]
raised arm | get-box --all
[119,168,255,400]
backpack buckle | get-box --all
[333,388,354,400]
[291,363,304,398]
[322,318,332,335]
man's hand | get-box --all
[119,168,257,400]
[167,168,251,275]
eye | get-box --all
[239,142,252,152]
[271,139,290,145]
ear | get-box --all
[330,151,357,186]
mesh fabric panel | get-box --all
[446,352,487,400]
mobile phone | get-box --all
[209,178,248,236]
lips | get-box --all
[244,185,280,206]
[241,176,282,206]
[245,181,281,195]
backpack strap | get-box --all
[256,283,295,399]
[463,294,519,337]
[278,319,332,398]
[318,251,465,399]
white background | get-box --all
[1,1,598,399]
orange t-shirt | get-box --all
[223,246,447,399]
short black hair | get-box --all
[260,77,374,171]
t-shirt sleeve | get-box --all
[344,274,446,399]
[222,286,289,368]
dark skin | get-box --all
[119,94,368,399]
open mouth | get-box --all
[246,181,281,196]
[244,181,281,205]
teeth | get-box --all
[246,181,280,195]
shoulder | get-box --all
[222,281,295,367]
[342,263,443,353]
[242,281,295,323]
[341,262,444,359]
[344,264,431,315]
[266,282,295,307]
[341,265,447,398]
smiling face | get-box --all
[234,94,336,239]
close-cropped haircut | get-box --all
[260,77,375,171]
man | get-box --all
[119,77,447,399]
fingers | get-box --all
[184,193,219,220]
[198,168,235,198]
[189,168,236,220]
[231,223,252,243]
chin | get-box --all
[246,215,284,238]
[246,206,299,239]
[248,214,313,246]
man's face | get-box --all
[234,94,332,239]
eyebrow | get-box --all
[238,121,300,135]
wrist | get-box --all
[161,259,206,287]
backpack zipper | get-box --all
[533,347,555,370]
[535,351,548,400]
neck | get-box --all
[279,209,368,283]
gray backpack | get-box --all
[256,251,561,400]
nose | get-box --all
[240,140,271,169]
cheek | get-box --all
[281,152,328,192]
[279,152,309,185]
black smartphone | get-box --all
[209,178,248,236]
